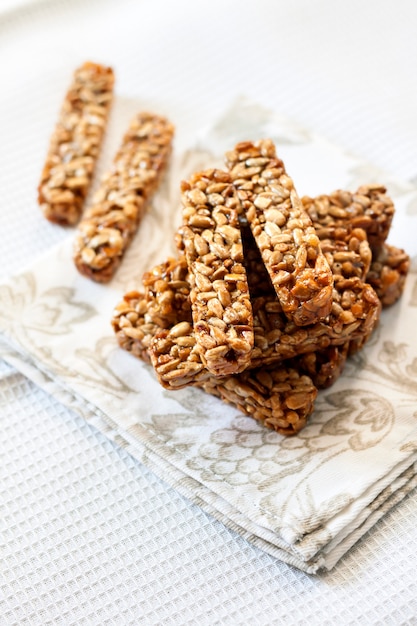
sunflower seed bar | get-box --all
[113,288,317,435]
[243,218,372,296]
[38,61,114,225]
[199,366,317,436]
[73,112,174,282]
[112,285,317,435]
[366,243,410,307]
[226,140,334,326]
[302,185,395,251]
[112,256,192,362]
[250,276,380,367]
[242,223,378,366]
[289,187,408,306]
[111,290,156,362]
[181,169,254,376]
[320,227,372,282]
[149,321,207,387]
[113,255,376,434]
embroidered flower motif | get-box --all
[0,273,96,339]
[379,341,408,365]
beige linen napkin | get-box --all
[1,100,417,573]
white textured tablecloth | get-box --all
[1,0,417,623]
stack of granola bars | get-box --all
[111,139,409,435]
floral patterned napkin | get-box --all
[1,99,417,573]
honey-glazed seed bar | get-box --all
[289,185,410,306]
[243,219,372,297]
[38,61,114,225]
[302,185,395,251]
[199,366,317,436]
[320,228,372,282]
[226,139,334,327]
[366,243,410,307]
[112,257,192,362]
[242,223,378,366]
[112,287,317,436]
[149,321,207,388]
[249,276,380,367]
[181,169,254,376]
[112,243,379,435]
[111,290,156,363]
[73,112,174,282]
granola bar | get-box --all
[181,169,254,376]
[199,366,317,436]
[243,218,372,295]
[38,61,114,225]
[111,290,156,362]
[243,223,378,366]
[112,290,317,435]
[302,185,395,251]
[73,112,174,282]
[226,139,334,326]
[366,243,410,307]
[277,186,409,306]
[250,278,380,366]
[320,227,372,281]
[112,256,192,361]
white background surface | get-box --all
[1,0,416,624]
